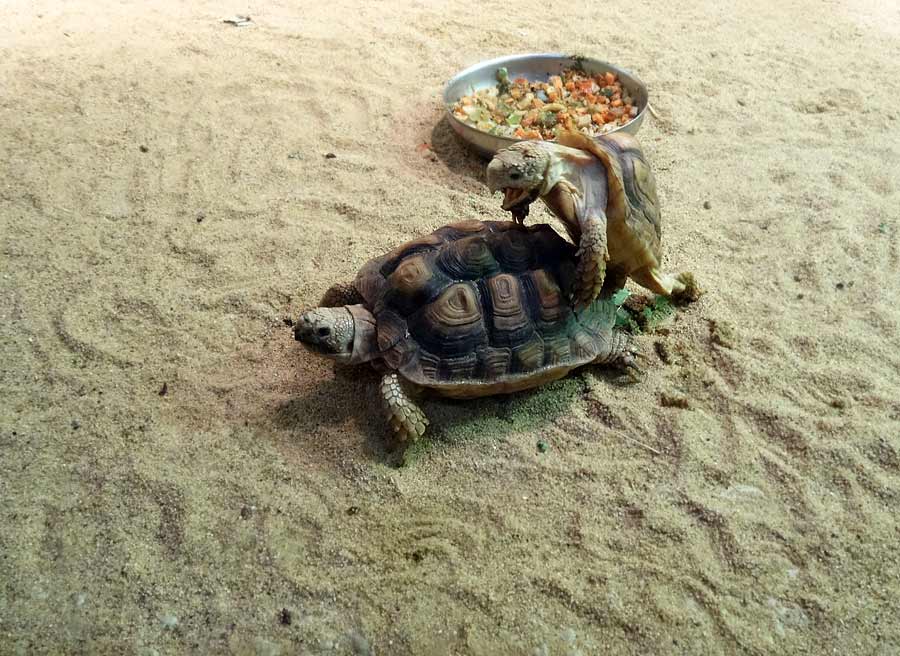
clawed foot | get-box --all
[671,271,702,304]
[607,333,646,383]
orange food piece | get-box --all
[532,98,545,109]
[604,72,616,85]
[460,97,472,106]
[513,77,529,85]
[547,89,558,101]
[514,127,527,138]
[549,75,563,90]
[611,98,623,107]
[521,115,535,127]
[591,113,604,124]
[565,81,576,92]
[598,95,609,105]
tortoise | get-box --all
[485,130,699,309]
[293,220,640,443]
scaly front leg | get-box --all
[380,372,429,442]
[573,214,609,311]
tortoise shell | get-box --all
[557,130,662,257]
[354,220,618,395]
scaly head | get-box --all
[293,307,355,362]
[486,141,553,213]
[293,304,379,365]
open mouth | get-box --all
[501,187,538,211]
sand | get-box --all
[2,0,900,653]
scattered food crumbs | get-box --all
[797,293,804,299]
[240,505,254,519]
[282,317,294,327]
[71,419,80,430]
[736,99,746,106]
[139,145,149,153]
[346,506,361,516]
[280,608,293,625]
[660,393,690,409]
[195,211,205,223]
[158,382,168,396]
[703,200,712,209]
[287,152,302,160]
[836,282,845,290]
[830,398,848,409]
[537,440,549,453]
[324,152,337,159]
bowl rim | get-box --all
[442,52,649,152]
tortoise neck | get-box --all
[346,304,379,365]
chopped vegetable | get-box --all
[450,67,638,140]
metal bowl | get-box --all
[442,53,649,158]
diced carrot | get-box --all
[598,95,609,105]
[611,98,623,107]
[522,115,535,127]
[592,112,604,124]
[513,77,528,85]
[565,81,576,92]
[604,72,615,85]
[514,127,527,138]
[547,89,558,101]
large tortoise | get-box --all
[486,130,698,308]
[293,220,639,443]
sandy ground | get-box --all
[2,1,900,654]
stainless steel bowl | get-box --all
[443,53,649,158]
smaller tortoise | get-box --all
[486,130,698,308]
[293,220,639,443]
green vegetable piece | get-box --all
[496,67,510,94]
[612,289,631,307]
[506,111,524,126]
[600,87,614,98]
[537,440,549,453]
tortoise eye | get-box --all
[317,327,331,337]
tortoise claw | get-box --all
[617,343,646,383]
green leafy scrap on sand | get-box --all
[613,289,676,334]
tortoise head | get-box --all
[293,305,378,365]
[486,141,553,211]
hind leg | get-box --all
[630,267,701,302]
[319,282,364,307]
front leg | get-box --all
[380,372,429,442]
[573,214,609,310]
[319,281,364,307]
